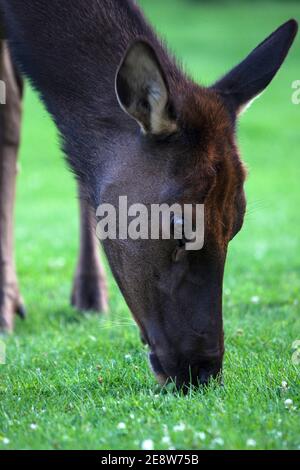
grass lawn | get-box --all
[0,0,300,450]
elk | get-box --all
[0,0,297,388]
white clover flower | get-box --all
[162,435,171,446]
[212,437,224,446]
[292,350,300,365]
[251,296,260,304]
[284,398,293,409]
[281,381,288,389]
[124,354,132,361]
[2,437,10,445]
[141,439,154,450]
[117,422,126,430]
[30,423,38,430]
[292,340,300,350]
[173,423,186,432]
[196,432,206,441]
[246,438,257,447]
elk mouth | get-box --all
[149,350,224,390]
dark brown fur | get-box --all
[0,0,297,387]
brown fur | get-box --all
[0,0,296,388]
[0,41,23,331]
[0,40,108,331]
[174,86,247,250]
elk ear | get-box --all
[115,40,177,135]
[213,19,298,115]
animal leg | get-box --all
[71,186,108,313]
[0,41,24,332]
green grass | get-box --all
[1,0,300,450]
